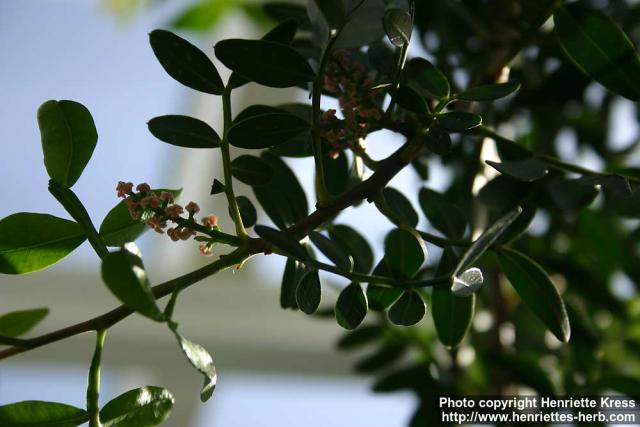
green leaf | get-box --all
[0,308,48,337]
[367,285,403,312]
[228,111,310,149]
[309,231,353,272]
[147,115,220,149]
[328,225,373,273]
[229,20,299,89]
[405,58,450,99]
[436,112,482,132]
[215,39,315,88]
[322,149,350,195]
[101,243,165,321]
[432,249,474,347]
[418,188,466,238]
[492,353,557,396]
[231,155,273,185]
[383,187,419,228]
[210,179,225,195]
[478,175,530,211]
[388,290,426,326]
[422,128,452,155]
[308,0,347,32]
[335,283,368,330]
[254,225,308,260]
[231,196,257,228]
[267,103,313,157]
[0,213,85,275]
[174,332,217,401]
[296,271,321,314]
[171,0,232,31]
[100,386,174,427]
[383,8,412,47]
[37,100,98,188]
[554,3,640,101]
[337,325,382,349]
[99,189,182,247]
[253,152,308,229]
[149,29,224,95]
[498,248,571,342]
[457,81,521,101]
[263,3,312,31]
[384,228,426,279]
[454,206,522,274]
[281,258,304,309]
[355,343,406,373]
[548,178,599,211]
[0,401,88,427]
[486,158,548,182]
[395,85,429,114]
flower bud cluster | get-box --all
[321,50,384,151]
[115,181,219,256]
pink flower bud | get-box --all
[201,214,218,228]
[140,194,161,209]
[180,228,196,241]
[167,227,181,242]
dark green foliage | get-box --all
[215,39,315,88]
[100,387,174,426]
[0,401,88,427]
[0,308,49,338]
[388,290,426,326]
[148,116,220,148]
[38,100,98,188]
[296,271,322,314]
[0,213,85,274]
[149,30,224,95]
[335,283,368,330]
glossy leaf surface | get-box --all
[0,213,85,275]
[335,283,368,330]
[100,386,174,427]
[38,100,98,188]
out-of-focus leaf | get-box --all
[383,8,412,47]
[418,188,466,238]
[486,158,548,182]
[231,155,273,185]
[498,248,571,342]
[554,3,640,101]
[230,196,257,228]
[337,325,382,349]
[436,112,482,132]
[422,128,452,155]
[0,308,49,337]
[432,249,474,347]
[457,81,521,101]
[395,85,428,114]
[405,58,450,99]
[355,343,406,373]
[548,178,599,211]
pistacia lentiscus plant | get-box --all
[2,0,640,425]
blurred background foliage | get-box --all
[17,0,640,424]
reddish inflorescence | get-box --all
[115,181,218,256]
[320,50,384,152]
